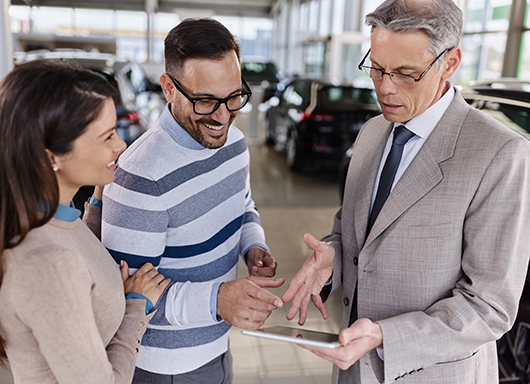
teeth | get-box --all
[107,160,116,167]
[205,123,224,131]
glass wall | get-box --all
[271,0,529,86]
[9,6,273,66]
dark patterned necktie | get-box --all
[366,125,415,235]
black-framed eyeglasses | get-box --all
[168,74,252,115]
[358,48,450,87]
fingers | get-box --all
[250,276,285,289]
[312,293,329,320]
[217,277,285,328]
[120,260,129,283]
[303,233,325,252]
[246,277,284,308]
[247,248,278,278]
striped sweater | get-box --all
[101,105,268,375]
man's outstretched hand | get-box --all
[282,233,335,325]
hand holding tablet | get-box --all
[241,325,341,349]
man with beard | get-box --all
[101,18,284,384]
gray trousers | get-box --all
[131,350,233,384]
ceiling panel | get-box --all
[10,0,276,18]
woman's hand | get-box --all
[121,261,170,307]
[93,185,104,201]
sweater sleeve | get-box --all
[239,165,268,256]
[13,246,153,384]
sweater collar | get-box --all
[160,104,207,150]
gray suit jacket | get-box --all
[323,88,530,383]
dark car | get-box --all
[264,77,380,171]
[241,59,281,102]
[18,50,166,146]
[18,50,167,210]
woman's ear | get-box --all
[45,149,59,172]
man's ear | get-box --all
[442,47,462,80]
[159,73,175,103]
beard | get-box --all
[171,103,236,149]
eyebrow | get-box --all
[97,126,116,139]
[189,86,245,99]
[370,58,421,73]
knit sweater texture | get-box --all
[0,204,152,384]
[101,106,268,375]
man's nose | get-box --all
[211,102,233,124]
[378,73,398,95]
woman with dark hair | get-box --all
[0,60,170,384]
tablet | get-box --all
[241,326,341,349]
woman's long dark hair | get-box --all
[0,60,116,366]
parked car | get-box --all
[17,50,167,211]
[241,59,282,102]
[17,49,166,146]
[338,80,530,382]
[264,77,380,171]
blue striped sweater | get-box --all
[101,105,268,374]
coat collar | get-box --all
[355,88,470,246]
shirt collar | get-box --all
[159,104,206,150]
[53,201,81,222]
[395,82,455,140]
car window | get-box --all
[319,87,378,111]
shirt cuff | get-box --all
[88,196,103,207]
[125,292,154,315]
[377,348,385,360]
[210,282,223,322]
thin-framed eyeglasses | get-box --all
[358,48,450,87]
[168,74,252,115]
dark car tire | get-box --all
[286,130,303,172]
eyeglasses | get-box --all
[358,48,450,87]
[168,74,252,115]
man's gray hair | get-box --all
[365,0,463,58]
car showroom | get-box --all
[0,0,530,383]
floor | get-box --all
[0,107,345,384]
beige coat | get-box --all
[323,89,530,383]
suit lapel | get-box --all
[346,119,392,249]
[364,89,470,246]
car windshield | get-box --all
[319,86,378,111]
[242,62,279,81]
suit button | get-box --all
[343,298,349,306]
[353,257,358,265]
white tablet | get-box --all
[241,326,341,349]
